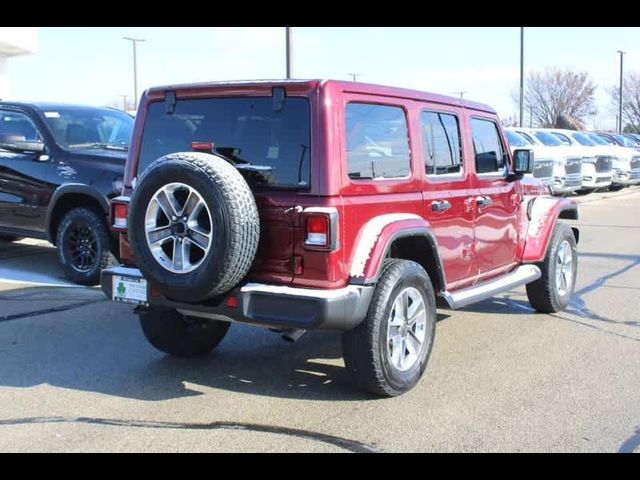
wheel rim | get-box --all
[144,182,213,274]
[64,221,98,272]
[555,240,574,297]
[386,287,427,372]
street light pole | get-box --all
[348,73,361,82]
[285,27,292,79]
[519,27,524,127]
[617,50,626,133]
[123,37,145,106]
[452,91,467,99]
[119,94,128,112]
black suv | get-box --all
[0,102,133,284]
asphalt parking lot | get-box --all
[1,188,639,452]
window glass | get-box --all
[421,111,462,175]
[0,111,41,142]
[533,131,564,146]
[470,118,506,174]
[505,129,530,147]
[550,132,572,145]
[571,132,596,146]
[346,103,410,179]
[139,97,311,187]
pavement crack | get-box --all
[0,416,382,453]
[0,299,108,323]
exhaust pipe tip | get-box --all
[281,328,306,343]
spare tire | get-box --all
[128,152,259,302]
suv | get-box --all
[0,102,133,284]
[100,80,579,396]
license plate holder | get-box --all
[112,275,148,305]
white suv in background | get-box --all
[587,132,640,188]
[504,129,553,188]
[541,129,614,191]
[509,127,583,195]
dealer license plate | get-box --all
[112,275,148,305]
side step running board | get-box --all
[440,264,541,310]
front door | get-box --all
[0,109,53,233]
[469,116,519,281]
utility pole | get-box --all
[348,73,361,82]
[119,94,128,112]
[452,91,466,99]
[285,27,292,79]
[617,50,626,133]
[123,37,145,106]
[519,27,524,127]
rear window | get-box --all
[138,96,311,188]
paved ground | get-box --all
[1,187,639,452]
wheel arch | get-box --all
[46,184,110,244]
[348,214,446,293]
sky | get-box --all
[5,27,640,130]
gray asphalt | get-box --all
[1,187,639,452]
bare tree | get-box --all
[511,67,597,129]
[607,71,640,133]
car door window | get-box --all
[0,111,41,144]
[470,118,506,174]
[421,111,462,176]
[346,103,410,180]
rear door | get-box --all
[419,107,477,290]
[469,116,519,280]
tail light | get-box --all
[303,207,339,250]
[111,197,130,232]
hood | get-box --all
[66,148,127,174]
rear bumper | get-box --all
[101,266,374,331]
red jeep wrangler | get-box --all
[101,80,579,397]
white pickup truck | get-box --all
[508,127,583,195]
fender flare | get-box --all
[348,213,446,290]
[45,183,110,242]
[522,195,579,263]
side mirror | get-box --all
[0,134,45,154]
[513,148,533,174]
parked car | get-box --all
[504,129,553,189]
[100,80,578,397]
[0,102,133,284]
[509,127,583,195]
[594,131,640,152]
[585,132,640,187]
[536,128,614,192]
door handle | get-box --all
[431,200,452,212]
[475,196,493,208]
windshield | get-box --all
[586,133,609,145]
[534,131,564,146]
[595,134,616,145]
[41,107,133,150]
[571,132,597,146]
[138,96,311,188]
[613,133,636,147]
[505,130,531,147]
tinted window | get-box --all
[40,108,133,150]
[505,129,530,147]
[139,97,311,187]
[533,131,564,146]
[346,103,410,179]
[550,132,572,145]
[470,118,506,174]
[570,132,596,146]
[0,111,40,142]
[421,111,462,175]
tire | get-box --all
[139,308,230,357]
[342,259,437,397]
[0,235,23,242]
[128,152,259,303]
[608,184,625,191]
[526,223,577,313]
[56,207,116,285]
